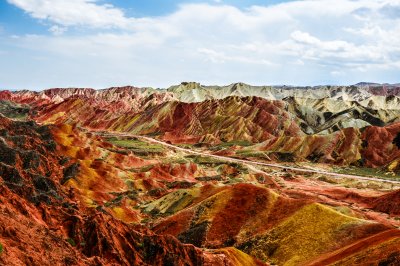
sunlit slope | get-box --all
[150,183,395,265]
[51,124,276,223]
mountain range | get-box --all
[1,82,400,265]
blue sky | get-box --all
[0,0,399,90]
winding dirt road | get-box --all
[103,132,400,185]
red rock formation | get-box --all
[0,116,264,265]
[361,122,400,168]
[368,85,400,96]
[370,189,400,215]
[0,90,12,100]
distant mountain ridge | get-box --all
[3,82,400,172]
[3,82,400,134]
[4,81,400,100]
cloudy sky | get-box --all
[0,0,399,90]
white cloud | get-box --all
[6,0,130,28]
[48,25,67,35]
[2,0,400,89]
[197,48,273,65]
[289,30,387,64]
[291,31,321,45]
[331,70,344,76]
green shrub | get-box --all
[66,238,76,247]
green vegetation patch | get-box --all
[128,164,155,173]
[209,140,253,151]
[235,150,271,159]
[0,100,30,120]
[175,143,195,149]
[335,166,400,181]
[185,154,224,165]
[104,190,138,207]
[66,238,76,247]
[107,137,165,154]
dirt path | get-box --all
[103,132,400,185]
